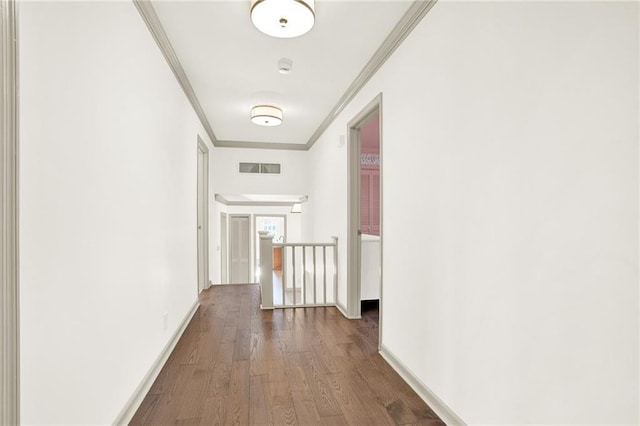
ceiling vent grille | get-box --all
[239,162,281,174]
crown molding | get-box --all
[133,0,218,145]
[135,0,436,152]
[1,0,20,424]
[304,0,437,150]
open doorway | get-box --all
[347,94,382,346]
[359,112,381,325]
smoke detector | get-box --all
[278,58,293,74]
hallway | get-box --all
[130,285,443,425]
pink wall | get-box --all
[361,114,380,236]
[361,114,380,155]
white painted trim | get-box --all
[225,283,261,287]
[379,345,466,426]
[112,300,200,426]
[215,194,308,207]
[0,0,19,424]
[305,0,437,149]
[216,200,298,208]
[197,136,210,292]
[258,232,274,308]
[215,140,307,151]
[273,303,336,309]
[133,1,217,145]
[335,302,359,320]
[377,98,384,352]
[347,126,361,318]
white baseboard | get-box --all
[379,344,465,426]
[112,300,200,425]
[336,302,352,319]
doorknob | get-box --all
[198,225,202,230]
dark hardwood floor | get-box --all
[130,284,444,425]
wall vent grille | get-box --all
[239,162,281,174]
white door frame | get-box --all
[197,136,209,293]
[346,94,383,338]
[1,0,20,423]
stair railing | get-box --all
[258,231,338,309]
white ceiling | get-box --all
[152,0,413,146]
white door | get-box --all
[220,213,228,284]
[229,215,250,283]
[197,142,209,293]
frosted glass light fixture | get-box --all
[251,105,282,126]
[251,0,315,38]
[290,203,302,213]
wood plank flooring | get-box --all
[130,284,444,425]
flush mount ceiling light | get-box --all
[251,0,315,38]
[251,105,283,127]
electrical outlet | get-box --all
[162,312,168,332]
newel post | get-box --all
[259,231,274,309]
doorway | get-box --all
[347,94,382,340]
[197,137,209,294]
[220,212,228,284]
[229,215,251,283]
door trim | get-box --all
[197,136,209,292]
[1,0,20,423]
[347,94,383,332]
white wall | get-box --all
[306,134,349,302]
[308,1,639,424]
[19,2,213,424]
[210,146,308,195]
